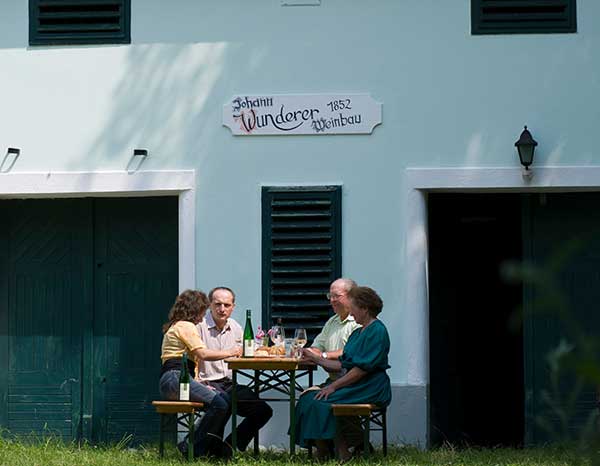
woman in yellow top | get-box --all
[159,289,241,459]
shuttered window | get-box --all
[471,0,576,35]
[262,186,342,344]
[29,0,131,46]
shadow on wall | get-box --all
[82,42,226,171]
[66,40,265,175]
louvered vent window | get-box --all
[471,0,576,35]
[262,186,342,344]
[29,0,131,45]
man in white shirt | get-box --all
[306,278,360,379]
[196,287,273,451]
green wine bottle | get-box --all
[179,353,190,401]
[243,309,255,357]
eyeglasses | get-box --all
[326,292,346,300]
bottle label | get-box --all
[244,339,254,357]
[179,383,190,401]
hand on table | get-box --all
[300,348,320,362]
[229,346,243,357]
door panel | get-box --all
[524,193,600,443]
[0,197,178,444]
[3,200,90,440]
[93,197,178,443]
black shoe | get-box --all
[205,434,232,460]
[219,442,233,461]
[177,440,189,458]
[351,442,374,457]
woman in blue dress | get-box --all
[294,286,391,461]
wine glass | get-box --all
[294,328,307,350]
[270,324,285,347]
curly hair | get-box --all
[162,289,210,333]
[348,286,383,318]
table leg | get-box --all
[231,369,238,453]
[289,369,296,455]
[253,369,259,455]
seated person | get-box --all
[158,289,241,458]
[293,286,391,462]
[197,287,273,451]
[306,278,361,381]
[304,278,363,456]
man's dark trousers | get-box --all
[208,378,273,451]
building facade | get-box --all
[0,0,598,447]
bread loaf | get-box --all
[269,345,285,356]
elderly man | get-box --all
[307,278,361,378]
[196,286,273,451]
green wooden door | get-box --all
[0,197,178,444]
[523,193,600,444]
[0,199,92,440]
[92,197,178,443]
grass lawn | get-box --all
[0,438,594,466]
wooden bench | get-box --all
[331,403,387,458]
[151,401,205,461]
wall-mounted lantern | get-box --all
[515,126,537,179]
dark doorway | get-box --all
[428,193,524,447]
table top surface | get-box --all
[225,357,316,370]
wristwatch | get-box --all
[322,352,328,360]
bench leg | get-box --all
[159,414,165,458]
[362,416,370,460]
[382,410,387,456]
[187,412,195,461]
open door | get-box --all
[428,193,524,446]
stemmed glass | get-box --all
[270,324,285,347]
[294,328,307,358]
[294,328,307,347]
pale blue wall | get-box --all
[1,0,599,445]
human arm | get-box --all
[192,346,241,361]
[175,321,242,362]
[306,315,358,361]
[316,321,390,400]
[301,347,343,372]
[314,366,368,400]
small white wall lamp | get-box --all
[1,147,21,173]
[127,148,148,173]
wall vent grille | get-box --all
[29,0,131,45]
[471,0,576,34]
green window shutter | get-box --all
[262,186,342,344]
[29,0,131,46]
[471,0,576,35]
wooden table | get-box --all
[225,357,315,454]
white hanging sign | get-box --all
[222,94,382,136]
